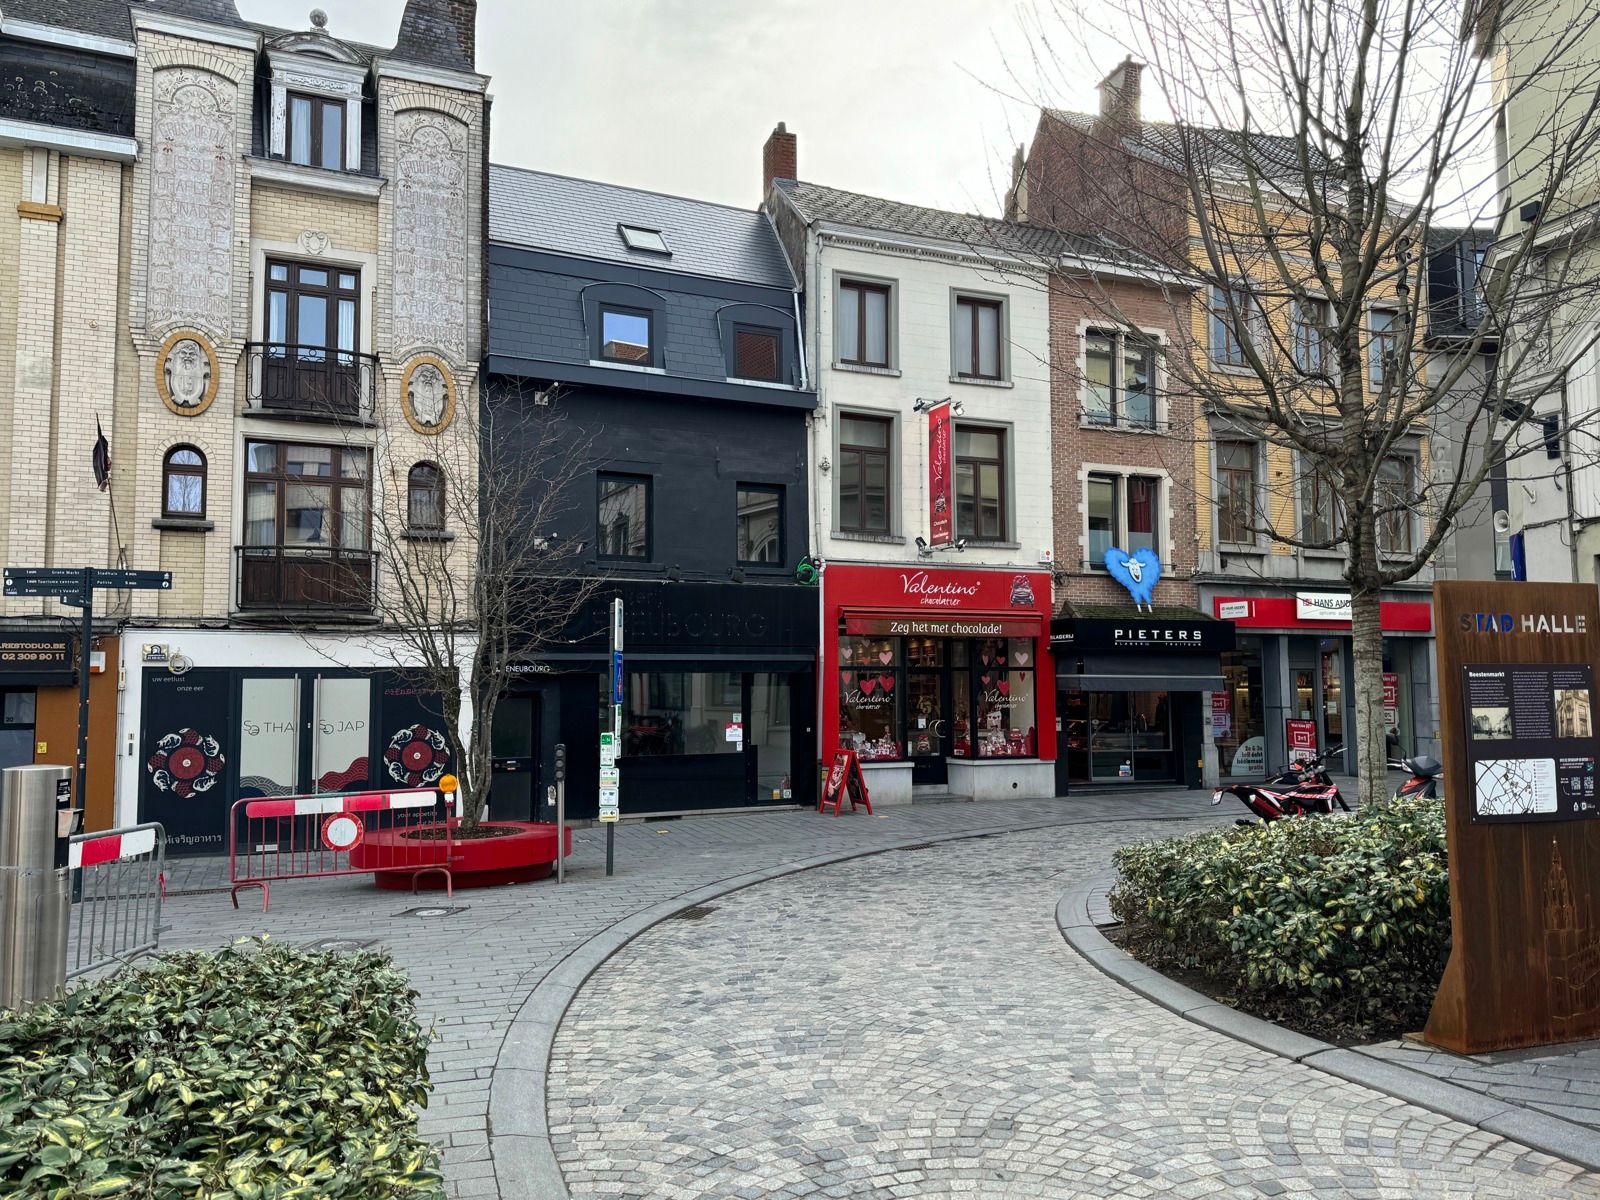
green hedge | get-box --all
[1109,797,1450,1034]
[0,941,443,1199]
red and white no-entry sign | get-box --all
[321,812,364,852]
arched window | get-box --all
[162,446,206,518]
[408,462,444,532]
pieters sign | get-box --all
[1052,618,1236,653]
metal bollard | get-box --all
[0,765,75,1011]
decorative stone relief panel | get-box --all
[391,108,469,362]
[147,68,236,338]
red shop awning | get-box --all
[843,610,1042,638]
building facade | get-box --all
[485,165,818,820]
[0,1,488,851]
[764,129,1057,803]
[1018,61,1439,776]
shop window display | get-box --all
[839,637,901,760]
[624,672,741,756]
[1217,637,1265,776]
[970,638,1037,758]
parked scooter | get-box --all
[1212,747,1351,824]
[1390,754,1442,800]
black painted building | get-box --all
[485,166,818,819]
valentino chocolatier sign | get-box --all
[1428,581,1600,1052]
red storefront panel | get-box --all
[822,564,1056,763]
[1212,596,1433,633]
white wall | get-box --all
[808,231,1054,569]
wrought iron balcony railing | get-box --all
[236,546,377,613]
[245,343,378,420]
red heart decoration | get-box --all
[997,656,1006,666]
[860,678,876,695]
[980,652,992,666]
[981,674,993,687]
[879,675,895,692]
[998,681,1011,696]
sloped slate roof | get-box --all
[1048,108,1331,184]
[133,1,246,28]
[777,178,1162,273]
[489,165,797,290]
[1,0,134,39]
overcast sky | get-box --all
[242,0,1130,214]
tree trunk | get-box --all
[1349,587,1390,808]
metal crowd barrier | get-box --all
[229,789,453,912]
[67,823,166,980]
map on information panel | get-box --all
[1462,664,1600,823]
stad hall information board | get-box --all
[1427,581,1600,1053]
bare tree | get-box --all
[1000,0,1600,803]
[282,375,596,831]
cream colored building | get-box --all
[0,1,486,848]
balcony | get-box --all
[245,343,378,421]
[236,546,377,613]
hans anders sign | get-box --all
[1295,592,1353,621]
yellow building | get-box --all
[0,1,487,847]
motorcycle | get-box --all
[1390,754,1442,800]
[1212,747,1351,824]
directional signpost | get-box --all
[602,598,623,877]
[4,567,172,832]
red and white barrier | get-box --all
[230,787,454,912]
[69,826,159,870]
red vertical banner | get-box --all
[928,401,953,546]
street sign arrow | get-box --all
[91,569,172,591]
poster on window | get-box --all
[1210,692,1232,737]
[1285,718,1318,766]
[140,669,234,857]
[928,401,953,547]
[378,673,454,792]
[1382,671,1400,730]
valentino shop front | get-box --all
[822,564,1056,803]
[1206,591,1436,778]
[1052,609,1234,790]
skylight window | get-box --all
[618,224,670,255]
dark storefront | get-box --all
[1053,613,1233,790]
[496,581,817,821]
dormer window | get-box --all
[618,225,670,255]
[288,93,346,170]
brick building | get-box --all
[0,1,487,850]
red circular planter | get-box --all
[351,821,573,890]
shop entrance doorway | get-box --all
[489,694,541,821]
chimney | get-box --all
[1097,57,1143,130]
[762,122,798,199]
[393,0,478,72]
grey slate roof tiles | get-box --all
[489,165,797,290]
[776,178,1164,274]
[2,0,134,39]
[1047,108,1332,183]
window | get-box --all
[839,637,901,760]
[162,446,206,518]
[1292,298,1333,375]
[1216,441,1258,544]
[1299,461,1343,547]
[618,224,669,255]
[287,92,344,170]
[1375,456,1415,554]
[1209,285,1258,367]
[408,463,444,532]
[1083,328,1155,427]
[243,440,370,552]
[1369,307,1399,387]
[623,672,741,756]
[955,425,1006,541]
[1428,241,1486,329]
[736,486,783,564]
[599,307,652,364]
[1086,473,1161,569]
[837,279,890,367]
[266,260,359,354]
[969,637,1037,758]
[837,413,891,534]
[732,327,781,382]
[954,295,1003,380]
[597,474,650,559]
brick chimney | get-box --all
[762,122,798,199]
[1097,57,1143,130]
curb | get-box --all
[1056,883,1600,1174]
[485,808,1198,1199]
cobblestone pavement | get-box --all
[150,793,1216,1197]
[548,824,1600,1199]
[1357,1038,1600,1133]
